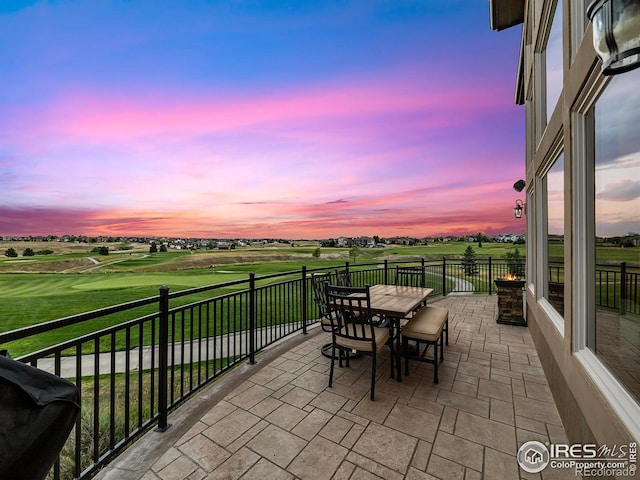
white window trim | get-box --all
[535,174,547,300]
[572,109,594,351]
[534,51,546,145]
[539,298,565,334]
[575,350,640,441]
[526,98,535,169]
[527,187,535,293]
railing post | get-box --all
[384,259,388,284]
[442,257,447,296]
[301,266,308,335]
[156,285,170,432]
[248,273,257,364]
[488,257,493,295]
[620,262,627,315]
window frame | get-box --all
[572,70,640,440]
[545,0,564,125]
[536,138,565,334]
[534,0,564,144]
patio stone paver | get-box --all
[95,295,579,480]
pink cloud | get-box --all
[1,188,524,239]
[9,71,511,149]
[1,66,524,240]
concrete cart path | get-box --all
[36,323,310,378]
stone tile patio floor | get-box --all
[95,295,578,480]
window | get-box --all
[588,68,640,404]
[546,0,563,124]
[537,146,565,329]
[546,152,565,318]
[535,0,564,143]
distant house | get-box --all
[336,237,351,248]
[353,236,374,248]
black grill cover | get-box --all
[0,352,80,480]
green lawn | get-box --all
[1,241,637,357]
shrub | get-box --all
[504,248,525,277]
[462,245,478,275]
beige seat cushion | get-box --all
[336,324,390,352]
[402,306,448,342]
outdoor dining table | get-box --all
[368,284,434,381]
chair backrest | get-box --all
[335,268,352,287]
[311,273,331,317]
[325,284,375,343]
[395,266,426,288]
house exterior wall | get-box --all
[516,0,639,448]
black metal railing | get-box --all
[0,256,635,479]
[596,261,639,315]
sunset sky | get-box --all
[0,0,526,239]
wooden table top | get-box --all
[368,284,433,317]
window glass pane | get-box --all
[546,152,565,317]
[546,0,563,123]
[591,68,640,403]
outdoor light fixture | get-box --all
[514,199,525,218]
[513,179,526,192]
[587,0,640,75]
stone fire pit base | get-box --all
[494,278,526,326]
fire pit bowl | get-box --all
[494,276,526,326]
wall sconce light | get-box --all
[514,199,526,218]
[587,0,640,75]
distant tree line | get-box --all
[149,241,167,253]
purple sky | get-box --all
[0,0,525,239]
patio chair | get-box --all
[394,265,428,317]
[311,273,335,358]
[325,284,394,400]
[335,268,352,287]
[395,265,427,288]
